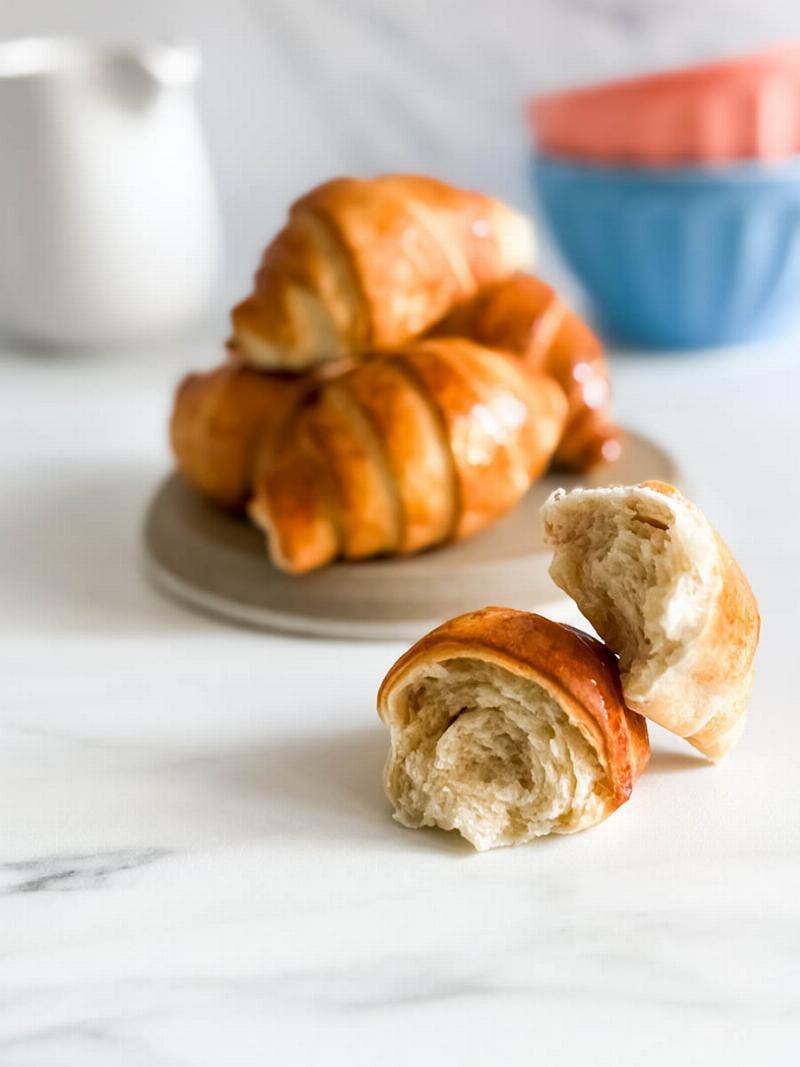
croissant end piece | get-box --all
[378,607,650,851]
[169,359,314,510]
[431,273,620,471]
[169,355,353,511]
[542,482,760,761]
[249,338,567,574]
[231,175,534,371]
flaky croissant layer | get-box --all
[542,481,760,760]
[383,658,608,850]
[248,339,567,574]
[378,608,650,850]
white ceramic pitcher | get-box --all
[0,38,220,347]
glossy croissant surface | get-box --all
[231,175,534,371]
[248,338,567,573]
[378,607,650,850]
[170,357,314,510]
[431,273,620,471]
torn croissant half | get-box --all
[231,174,534,371]
[378,607,650,851]
[542,482,760,761]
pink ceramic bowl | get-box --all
[528,43,800,166]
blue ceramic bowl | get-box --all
[532,153,800,348]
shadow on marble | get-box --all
[219,727,582,855]
[2,463,218,636]
[646,749,708,775]
[215,727,473,855]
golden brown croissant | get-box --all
[542,482,760,761]
[378,607,650,850]
[430,273,620,471]
[170,357,346,510]
[249,338,567,573]
[231,175,534,371]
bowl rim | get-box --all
[529,40,800,110]
[532,150,800,186]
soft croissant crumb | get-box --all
[544,483,716,696]
[383,658,607,851]
[378,608,649,852]
[542,481,760,760]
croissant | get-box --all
[431,273,620,470]
[542,482,760,761]
[378,607,650,850]
[249,338,567,573]
[231,175,534,371]
[170,357,345,510]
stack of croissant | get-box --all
[171,175,622,574]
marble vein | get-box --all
[0,850,172,895]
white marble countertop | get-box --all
[3,3,800,1061]
[1,327,798,1065]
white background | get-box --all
[4,0,800,291]
[2,3,800,1065]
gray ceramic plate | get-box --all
[143,429,678,640]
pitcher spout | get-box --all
[130,42,201,88]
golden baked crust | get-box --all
[249,338,567,573]
[340,356,455,554]
[231,175,533,370]
[169,358,312,510]
[431,273,620,471]
[398,338,566,539]
[378,607,650,836]
[379,610,652,849]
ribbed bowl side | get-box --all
[532,155,800,347]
